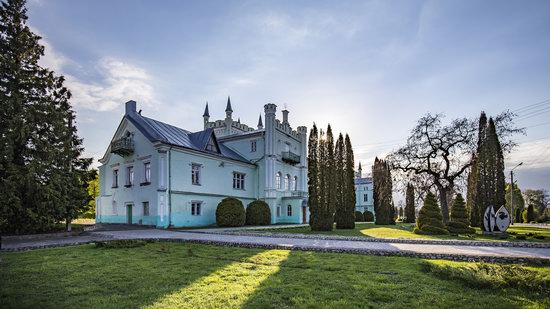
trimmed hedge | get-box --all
[363,211,374,222]
[414,192,449,235]
[216,197,245,227]
[447,193,475,234]
[354,211,364,222]
[246,200,271,226]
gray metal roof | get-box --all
[126,111,250,164]
[355,177,373,185]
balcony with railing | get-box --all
[281,151,300,165]
[110,136,134,156]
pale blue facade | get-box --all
[96,99,309,228]
[355,170,374,217]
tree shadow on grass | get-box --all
[240,251,541,309]
[0,242,262,309]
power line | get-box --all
[515,105,550,121]
[513,98,550,114]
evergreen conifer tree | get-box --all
[523,204,535,223]
[404,183,416,223]
[307,124,319,229]
[334,134,345,227]
[447,193,475,234]
[373,157,393,224]
[414,192,449,235]
[338,134,356,229]
[467,155,480,227]
[0,0,92,234]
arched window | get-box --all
[276,172,282,189]
[287,205,292,216]
[285,174,290,190]
[293,176,298,191]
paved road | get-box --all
[3,228,549,260]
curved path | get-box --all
[3,228,549,263]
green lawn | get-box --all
[1,242,549,308]
[259,223,550,243]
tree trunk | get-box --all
[437,185,450,223]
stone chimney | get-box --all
[125,100,136,115]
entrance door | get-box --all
[302,206,307,223]
[127,204,133,224]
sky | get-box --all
[25,0,550,192]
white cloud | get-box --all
[506,139,550,170]
[65,58,157,112]
[35,32,157,112]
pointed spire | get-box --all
[225,96,233,112]
[257,114,263,129]
[203,102,210,117]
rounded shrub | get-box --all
[216,197,245,227]
[354,211,364,222]
[414,192,449,235]
[245,200,271,226]
[363,211,374,222]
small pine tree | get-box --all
[404,183,416,223]
[414,192,449,235]
[446,193,475,234]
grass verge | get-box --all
[1,242,549,308]
[258,223,550,243]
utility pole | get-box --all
[510,162,523,225]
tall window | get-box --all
[191,201,202,216]
[276,172,282,189]
[285,174,290,190]
[287,205,292,216]
[191,164,201,185]
[276,206,281,217]
[364,194,368,202]
[144,162,151,183]
[143,201,150,216]
[126,166,134,186]
[112,169,119,188]
[233,172,245,190]
[293,176,298,191]
[251,140,257,152]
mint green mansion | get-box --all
[96,99,309,228]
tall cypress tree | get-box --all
[339,134,356,229]
[467,155,480,227]
[307,123,319,229]
[405,183,416,223]
[0,0,92,234]
[324,125,336,229]
[373,157,393,225]
[334,133,346,228]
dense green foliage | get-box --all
[307,124,319,229]
[404,183,416,223]
[2,243,548,308]
[354,211,364,222]
[523,204,536,223]
[447,193,475,234]
[470,113,506,231]
[245,200,271,226]
[466,154,480,227]
[504,183,524,220]
[0,0,93,234]
[414,192,449,235]
[523,189,549,218]
[81,170,99,219]
[373,157,394,225]
[363,211,374,222]
[422,261,549,294]
[309,125,355,230]
[215,198,245,227]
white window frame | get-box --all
[112,169,119,188]
[285,174,290,191]
[251,140,257,152]
[191,163,201,185]
[276,172,282,190]
[364,194,368,202]
[126,166,134,186]
[191,201,202,216]
[233,172,245,190]
[293,176,298,191]
[144,162,151,183]
[287,205,292,216]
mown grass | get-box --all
[1,242,549,308]
[260,223,550,243]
